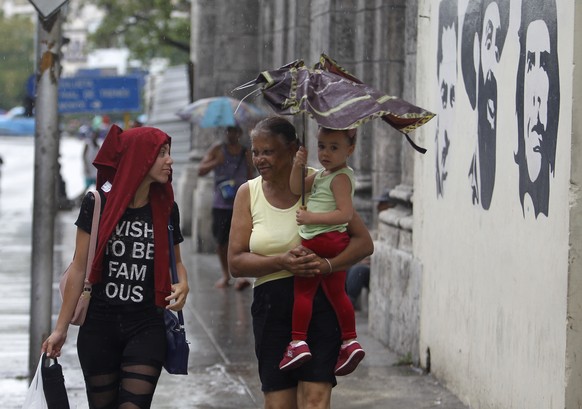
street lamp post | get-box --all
[28,8,64,380]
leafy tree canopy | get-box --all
[85,0,191,66]
[0,13,35,110]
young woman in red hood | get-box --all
[43,125,189,409]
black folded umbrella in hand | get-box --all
[41,354,70,409]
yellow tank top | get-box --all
[248,175,302,287]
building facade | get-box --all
[188,1,582,408]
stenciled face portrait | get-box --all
[475,2,502,209]
[523,21,550,182]
[435,0,458,198]
[514,0,560,218]
[462,0,509,210]
[479,3,502,131]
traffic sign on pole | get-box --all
[28,0,68,19]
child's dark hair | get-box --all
[319,126,357,145]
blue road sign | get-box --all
[58,76,141,114]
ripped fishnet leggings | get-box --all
[85,363,161,409]
[78,310,166,409]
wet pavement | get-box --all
[0,136,469,408]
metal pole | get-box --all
[301,113,306,208]
[28,10,63,380]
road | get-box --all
[0,135,85,213]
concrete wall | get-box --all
[414,0,577,408]
[369,203,421,362]
[565,4,582,408]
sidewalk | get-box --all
[0,206,470,409]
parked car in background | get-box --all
[0,107,35,136]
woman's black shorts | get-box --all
[212,208,233,245]
[77,306,166,375]
[251,276,341,392]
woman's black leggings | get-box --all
[77,309,166,409]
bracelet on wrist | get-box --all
[323,257,333,274]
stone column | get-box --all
[369,201,421,363]
[189,0,260,252]
[368,0,422,364]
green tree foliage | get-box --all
[0,14,35,110]
[86,0,191,65]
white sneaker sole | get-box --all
[335,349,365,376]
[279,352,312,371]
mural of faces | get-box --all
[432,0,561,219]
[524,22,549,181]
[515,0,560,217]
[461,0,509,210]
[435,0,458,198]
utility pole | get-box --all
[27,5,65,379]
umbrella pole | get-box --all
[301,167,306,208]
[301,113,307,208]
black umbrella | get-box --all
[41,354,70,409]
[234,53,435,153]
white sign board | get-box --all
[28,0,69,19]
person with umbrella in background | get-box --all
[198,125,255,289]
[281,126,365,376]
[177,96,267,290]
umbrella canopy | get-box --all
[234,54,435,153]
[176,96,269,129]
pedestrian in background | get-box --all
[346,257,370,310]
[43,125,189,409]
[198,125,254,290]
[82,124,101,190]
[228,116,373,409]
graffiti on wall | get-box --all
[514,0,560,218]
[434,0,560,218]
[461,0,510,210]
[435,0,458,197]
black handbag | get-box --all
[163,222,190,375]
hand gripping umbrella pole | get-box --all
[301,112,307,208]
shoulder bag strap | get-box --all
[84,190,101,281]
[168,218,185,326]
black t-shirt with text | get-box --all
[75,191,183,313]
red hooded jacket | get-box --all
[90,125,175,308]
